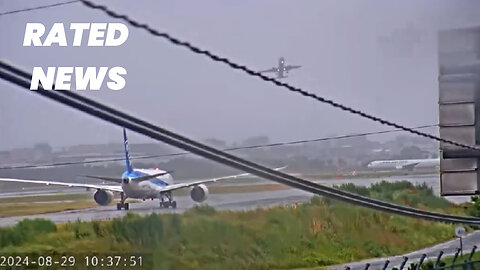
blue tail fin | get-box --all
[123,128,133,173]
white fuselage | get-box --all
[367,158,440,170]
[121,168,174,199]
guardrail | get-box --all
[343,246,478,270]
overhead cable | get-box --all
[78,0,480,152]
[0,124,437,170]
[0,0,79,16]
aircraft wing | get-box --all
[155,166,287,193]
[285,65,301,71]
[259,67,278,73]
[0,178,123,193]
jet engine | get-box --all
[93,190,114,206]
[190,184,209,202]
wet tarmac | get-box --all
[0,173,470,227]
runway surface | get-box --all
[0,173,471,227]
[333,231,480,270]
[0,189,311,227]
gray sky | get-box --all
[1,0,480,150]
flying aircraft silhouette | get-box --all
[259,57,301,79]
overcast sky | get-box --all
[1,0,480,150]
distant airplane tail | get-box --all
[123,128,133,173]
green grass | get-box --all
[0,193,144,217]
[0,181,471,270]
[336,181,452,210]
[0,193,90,204]
[0,201,99,217]
[300,169,438,180]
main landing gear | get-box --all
[159,192,177,209]
[117,192,129,210]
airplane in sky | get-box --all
[259,57,301,79]
[0,129,284,210]
[367,158,440,171]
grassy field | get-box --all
[0,181,472,270]
[0,193,147,217]
[0,193,95,217]
[297,169,438,180]
[0,201,98,217]
[0,193,90,204]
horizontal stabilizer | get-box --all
[131,171,173,182]
[83,170,173,183]
[82,175,123,183]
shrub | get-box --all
[187,204,216,216]
[169,214,182,235]
[72,219,91,239]
[469,196,480,217]
[0,218,56,247]
[109,213,164,247]
[337,183,370,196]
[309,195,323,205]
[92,221,104,237]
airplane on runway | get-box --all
[0,129,284,210]
[367,158,439,171]
[259,57,301,79]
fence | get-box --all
[344,246,478,270]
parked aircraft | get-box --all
[367,158,439,171]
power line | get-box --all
[79,0,480,152]
[0,0,79,16]
[0,124,437,170]
[1,61,478,224]
[0,0,472,153]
